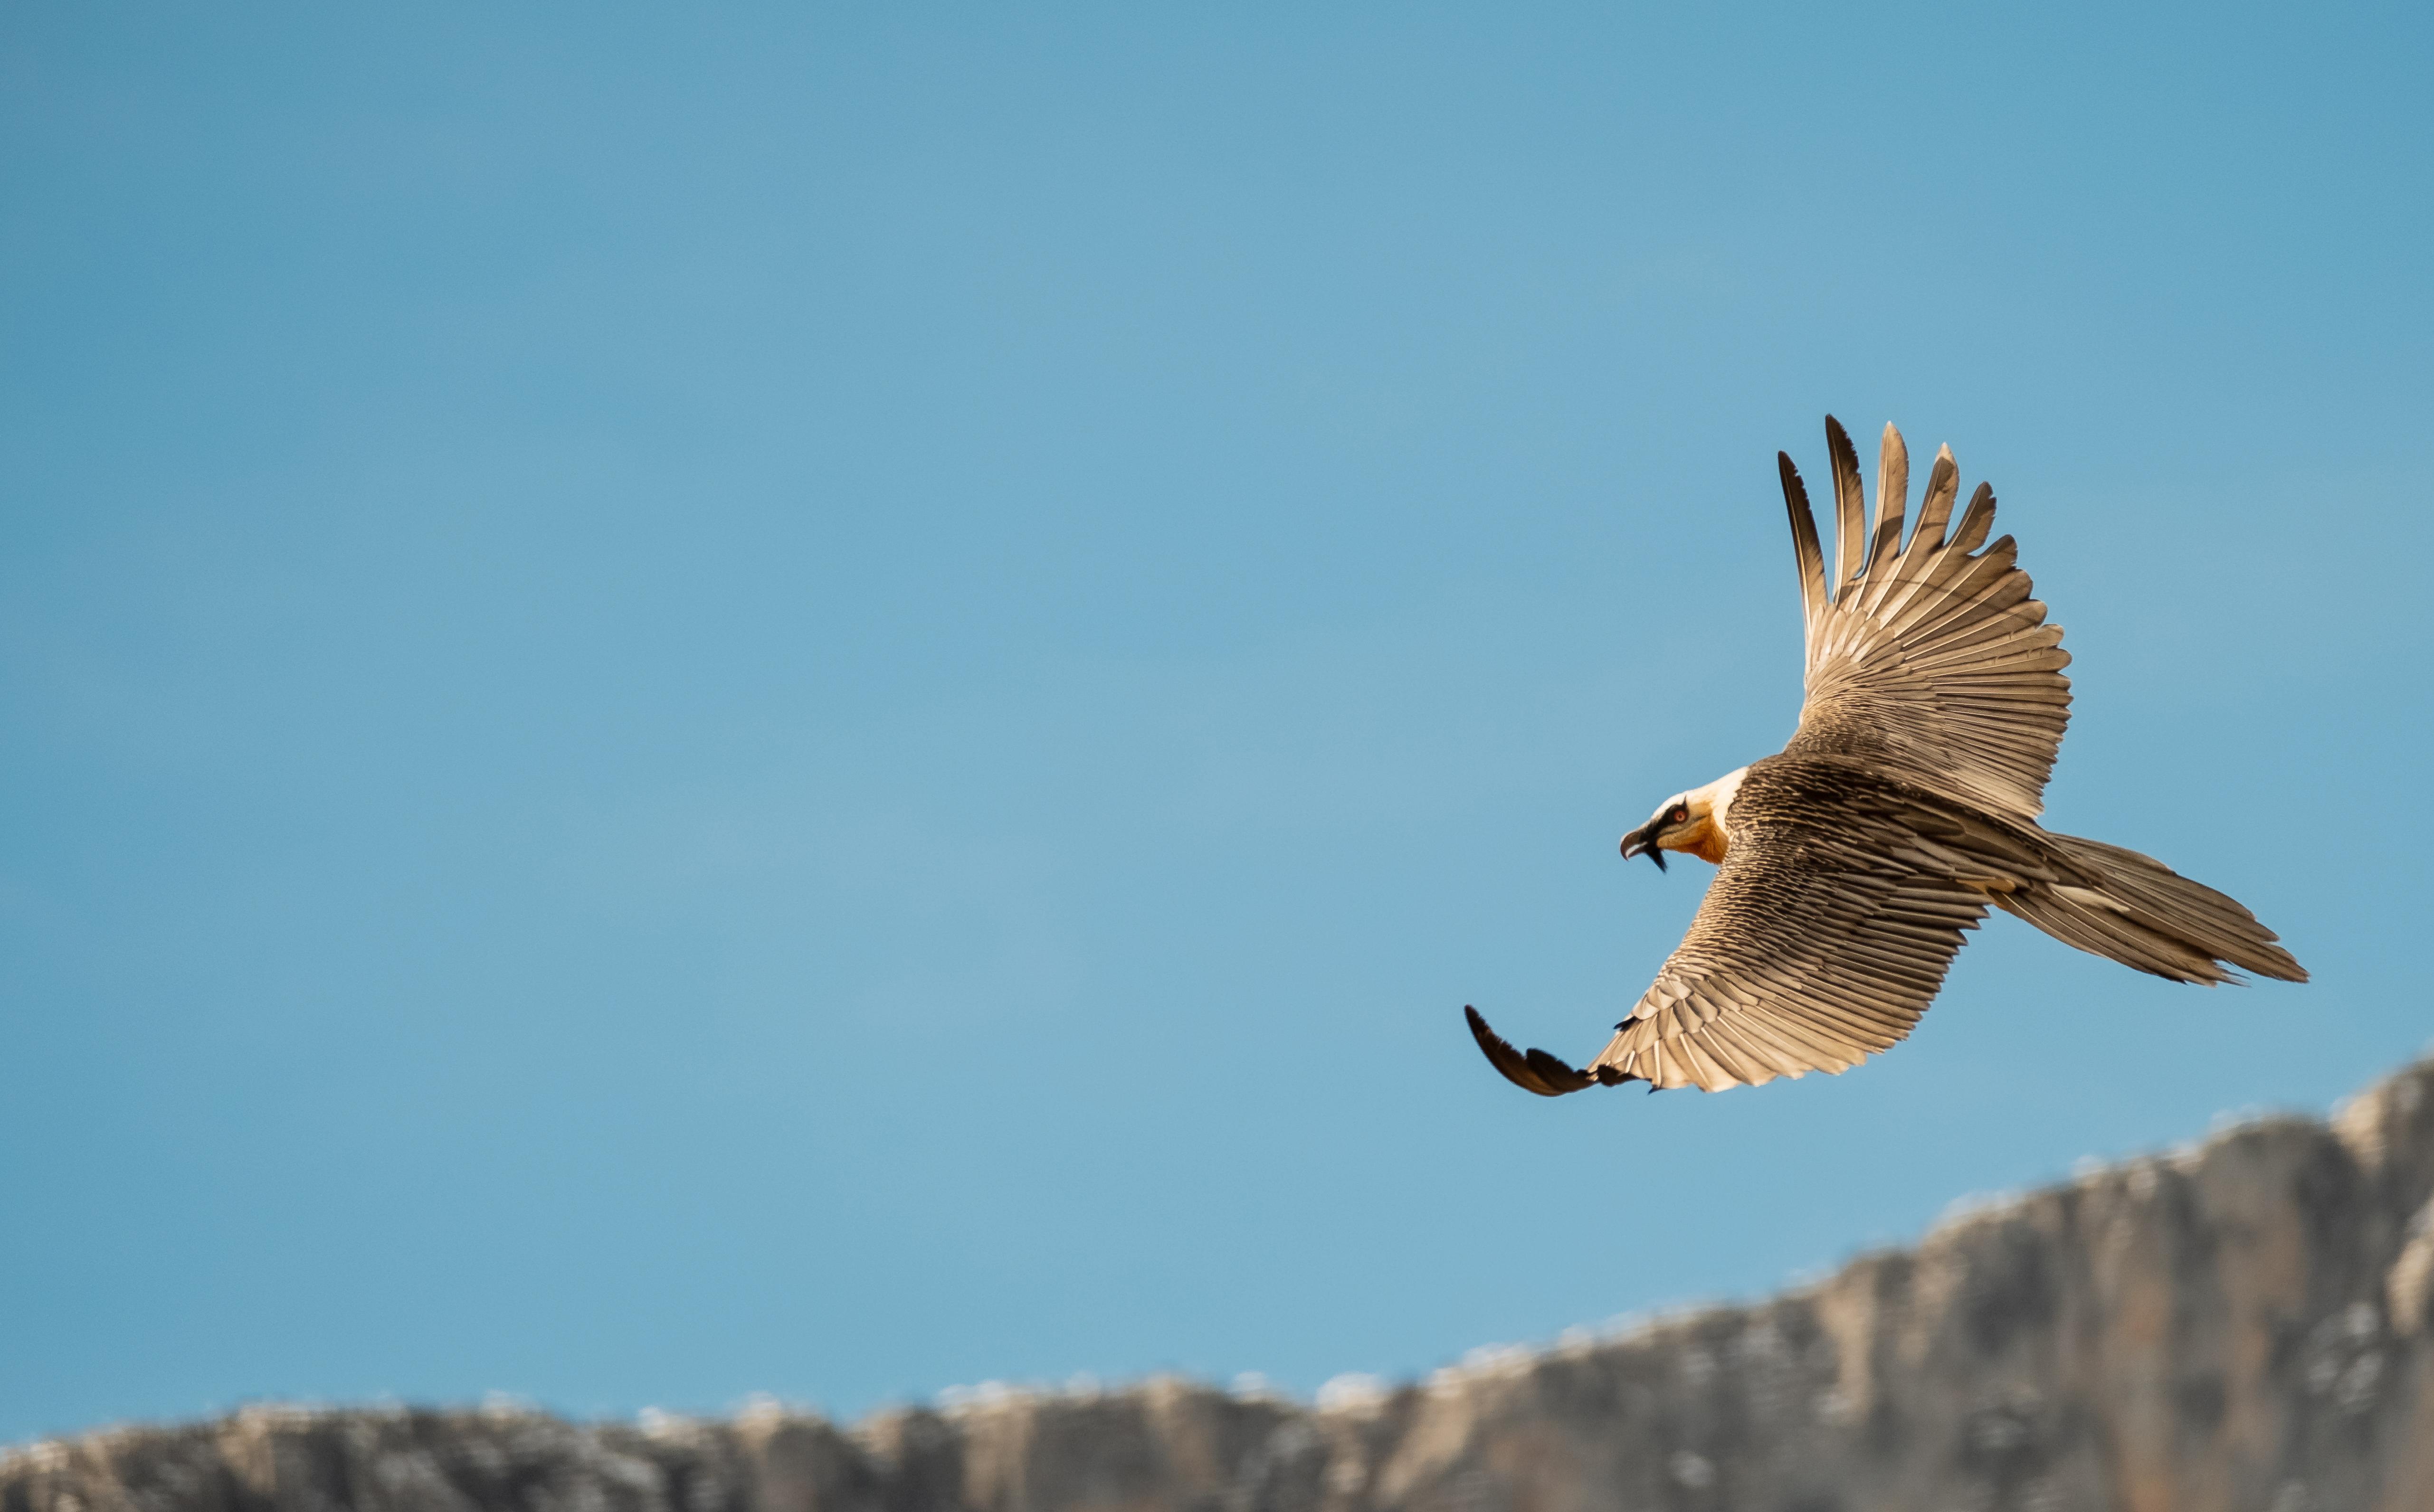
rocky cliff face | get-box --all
[17,1057,2434,1512]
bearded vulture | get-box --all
[1466,418,2306,1096]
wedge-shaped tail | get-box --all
[1994,833,2307,985]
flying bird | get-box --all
[1465,418,2305,1097]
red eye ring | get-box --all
[1670,805,1689,824]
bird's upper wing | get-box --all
[1777,418,2071,822]
[1466,762,2090,1095]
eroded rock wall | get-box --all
[14,1057,2434,1512]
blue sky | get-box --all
[3,2,2429,1445]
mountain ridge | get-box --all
[14,1051,2434,1512]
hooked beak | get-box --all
[1619,822,1667,871]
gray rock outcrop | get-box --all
[15,1054,2434,1512]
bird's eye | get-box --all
[1670,805,1689,824]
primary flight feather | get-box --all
[1465,417,2305,1097]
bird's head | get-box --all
[1619,767,1747,871]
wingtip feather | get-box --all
[1779,452,1827,625]
[1825,416,1866,597]
[1464,1005,1592,1097]
[1870,422,1909,570]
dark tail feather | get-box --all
[1996,832,2307,985]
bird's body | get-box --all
[1466,418,2305,1098]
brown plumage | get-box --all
[1466,418,2305,1097]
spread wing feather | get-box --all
[1780,419,2070,821]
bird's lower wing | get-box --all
[1468,766,2016,1096]
[1593,866,1988,1093]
